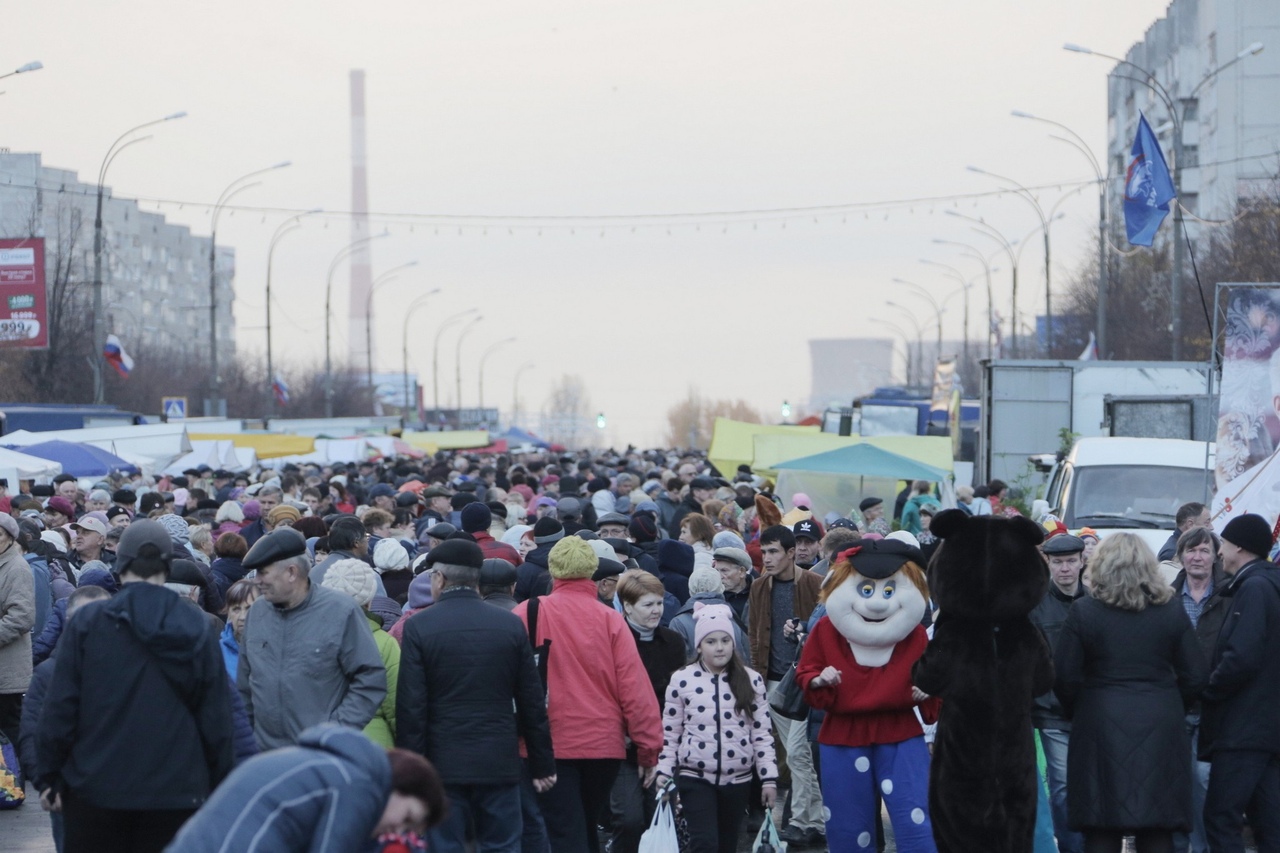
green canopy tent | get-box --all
[773,443,952,521]
[774,442,949,480]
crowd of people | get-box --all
[0,452,1275,853]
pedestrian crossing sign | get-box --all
[162,396,188,420]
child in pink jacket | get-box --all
[656,604,778,853]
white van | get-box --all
[1043,437,1215,553]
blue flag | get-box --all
[1123,112,1176,246]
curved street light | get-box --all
[264,207,322,418]
[478,337,517,411]
[364,261,419,389]
[324,230,390,417]
[400,290,442,428]
[208,161,290,415]
[0,61,42,83]
[91,111,186,402]
[432,308,479,413]
[869,318,917,386]
[892,279,945,351]
[1064,40,1264,358]
[454,315,485,410]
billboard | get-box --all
[1212,285,1280,535]
[0,238,47,349]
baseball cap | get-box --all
[71,517,109,536]
[793,519,820,541]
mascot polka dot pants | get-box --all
[819,737,937,853]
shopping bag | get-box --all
[0,730,24,809]
[768,635,809,721]
[752,812,788,852]
[638,787,679,853]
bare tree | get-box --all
[665,386,764,449]
[540,374,591,447]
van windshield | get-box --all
[1066,465,1212,529]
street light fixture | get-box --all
[208,161,291,416]
[264,207,322,419]
[432,308,478,413]
[478,337,517,411]
[919,260,973,367]
[91,111,187,403]
[870,317,919,385]
[0,61,42,82]
[945,210,1022,356]
[324,230,390,417]
[1064,39,1265,358]
[454,314,485,410]
[892,280,945,351]
[400,289,442,429]
[364,261,419,390]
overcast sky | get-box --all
[5,0,1174,445]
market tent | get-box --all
[15,440,139,478]
[362,436,425,460]
[500,426,550,449]
[188,432,315,459]
[752,434,954,478]
[774,443,949,480]
[706,418,819,478]
[1,423,191,471]
[402,430,492,452]
[0,446,63,488]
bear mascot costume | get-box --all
[911,509,1054,853]
[797,538,941,853]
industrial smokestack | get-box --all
[348,69,373,374]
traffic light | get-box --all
[781,400,792,421]
[597,412,607,429]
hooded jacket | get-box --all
[36,581,234,809]
[209,555,246,600]
[515,541,555,602]
[162,724,390,853]
[238,583,386,750]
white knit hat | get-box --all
[321,558,378,608]
[372,538,410,573]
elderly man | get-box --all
[237,528,386,750]
[240,486,282,546]
[1201,514,1280,852]
[597,512,631,541]
[712,546,753,621]
[70,516,112,571]
[397,539,555,853]
[1156,501,1212,562]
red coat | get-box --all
[513,578,664,766]
[472,530,523,566]
[797,618,940,748]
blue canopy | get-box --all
[11,439,140,478]
[774,442,948,481]
[501,426,551,449]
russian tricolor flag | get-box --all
[103,335,134,378]
[272,374,290,405]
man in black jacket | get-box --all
[36,520,234,853]
[1201,514,1280,853]
[666,476,715,539]
[1029,534,1087,853]
[396,538,556,852]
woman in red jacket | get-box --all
[513,536,663,853]
[797,539,940,853]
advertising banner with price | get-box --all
[0,237,48,349]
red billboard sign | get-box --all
[0,237,48,349]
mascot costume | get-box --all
[797,538,940,853]
[911,509,1053,853]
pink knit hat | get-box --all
[693,602,737,651]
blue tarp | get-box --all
[10,439,140,478]
[501,426,551,449]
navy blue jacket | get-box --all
[1200,559,1280,757]
[17,656,54,791]
[164,724,388,853]
[32,597,66,665]
[515,542,554,602]
[36,582,234,808]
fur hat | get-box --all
[693,602,737,651]
[754,493,782,529]
[322,558,379,608]
[267,505,302,527]
[548,535,598,580]
[373,538,410,572]
[688,566,724,596]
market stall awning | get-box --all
[706,418,820,478]
[774,442,950,481]
[14,440,139,478]
[188,433,316,459]
[402,430,493,452]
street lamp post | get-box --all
[400,290,442,429]
[919,260,972,367]
[885,303,932,387]
[1012,109,1111,358]
[945,211,1022,356]
[324,231,389,418]
[967,166,1055,353]
[432,309,478,414]
[511,361,535,425]
[870,318,915,386]
[478,337,517,411]
[364,261,419,390]
[92,112,186,403]
[891,281,944,352]
[933,239,1002,359]
[1065,40,1264,359]
[264,208,321,420]
[209,161,290,416]
[454,315,484,411]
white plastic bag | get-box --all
[638,792,679,853]
[752,812,788,852]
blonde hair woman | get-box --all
[1052,533,1207,853]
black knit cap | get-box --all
[1221,513,1273,559]
[843,538,925,580]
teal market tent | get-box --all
[773,442,949,481]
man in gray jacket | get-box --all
[238,528,386,750]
